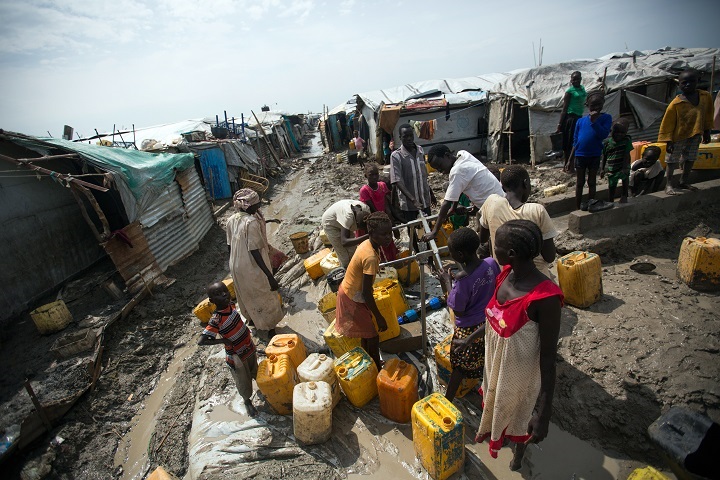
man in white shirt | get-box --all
[422,145,504,242]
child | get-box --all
[658,68,714,195]
[335,212,393,369]
[353,130,365,153]
[600,120,632,204]
[198,282,258,416]
[440,228,500,402]
[359,163,398,261]
[475,220,563,471]
[630,146,665,196]
[569,91,612,211]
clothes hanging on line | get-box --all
[409,119,437,140]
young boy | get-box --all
[658,68,714,195]
[570,91,612,211]
[353,130,366,153]
[630,146,665,196]
[198,281,258,416]
[600,120,632,203]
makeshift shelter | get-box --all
[0,131,215,323]
[487,47,720,165]
[330,74,508,162]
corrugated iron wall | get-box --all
[140,167,214,271]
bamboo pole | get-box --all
[0,153,109,192]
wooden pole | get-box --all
[0,153,109,192]
[251,110,282,169]
[710,56,717,101]
[24,380,53,432]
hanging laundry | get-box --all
[418,119,437,140]
[410,120,422,137]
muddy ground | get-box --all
[3,131,719,479]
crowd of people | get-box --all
[194,66,717,473]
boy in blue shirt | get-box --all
[569,91,612,211]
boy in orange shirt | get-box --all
[658,68,714,195]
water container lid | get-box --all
[308,381,316,389]
[319,354,327,361]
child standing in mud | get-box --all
[440,227,499,402]
[569,91,612,211]
[600,120,632,204]
[658,68,714,195]
[198,281,258,416]
[334,212,393,369]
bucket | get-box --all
[290,232,310,254]
[30,300,72,335]
[327,267,346,293]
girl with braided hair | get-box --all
[335,211,393,369]
[475,219,564,471]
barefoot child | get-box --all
[600,120,632,203]
[440,228,500,402]
[475,220,563,471]
[359,163,398,261]
[335,212,393,369]
[198,281,258,416]
[630,146,665,196]
[569,91,612,211]
[659,68,714,195]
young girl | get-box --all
[441,227,500,402]
[335,212,394,369]
[569,91,612,211]
[475,219,564,471]
[358,163,398,261]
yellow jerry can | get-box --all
[677,237,720,290]
[317,291,337,324]
[192,278,236,324]
[377,358,419,423]
[642,142,720,170]
[304,248,332,280]
[320,250,341,275]
[412,393,465,480]
[265,334,307,370]
[627,466,671,480]
[396,249,420,286]
[372,279,405,342]
[433,334,478,398]
[334,347,378,408]
[323,319,362,358]
[556,251,602,308]
[256,354,298,415]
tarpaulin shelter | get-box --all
[486,47,720,165]
[0,131,215,323]
[330,74,509,161]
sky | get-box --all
[0,0,717,138]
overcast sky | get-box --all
[0,0,717,138]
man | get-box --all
[390,124,436,249]
[423,145,504,242]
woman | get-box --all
[226,189,284,339]
[335,212,393,369]
[475,219,564,471]
[321,199,371,268]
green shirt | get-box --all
[566,85,587,116]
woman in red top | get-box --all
[475,219,564,471]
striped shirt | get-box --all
[202,303,255,366]
[390,144,431,211]
[602,136,632,172]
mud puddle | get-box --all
[114,341,198,479]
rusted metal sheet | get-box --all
[141,168,214,271]
[102,222,164,294]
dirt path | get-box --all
[8,131,719,479]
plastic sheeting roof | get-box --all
[492,58,672,111]
[599,47,720,72]
[356,73,508,111]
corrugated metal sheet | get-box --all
[102,222,164,294]
[140,167,214,271]
[626,114,662,143]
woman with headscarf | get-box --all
[226,189,284,339]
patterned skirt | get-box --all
[450,323,485,379]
